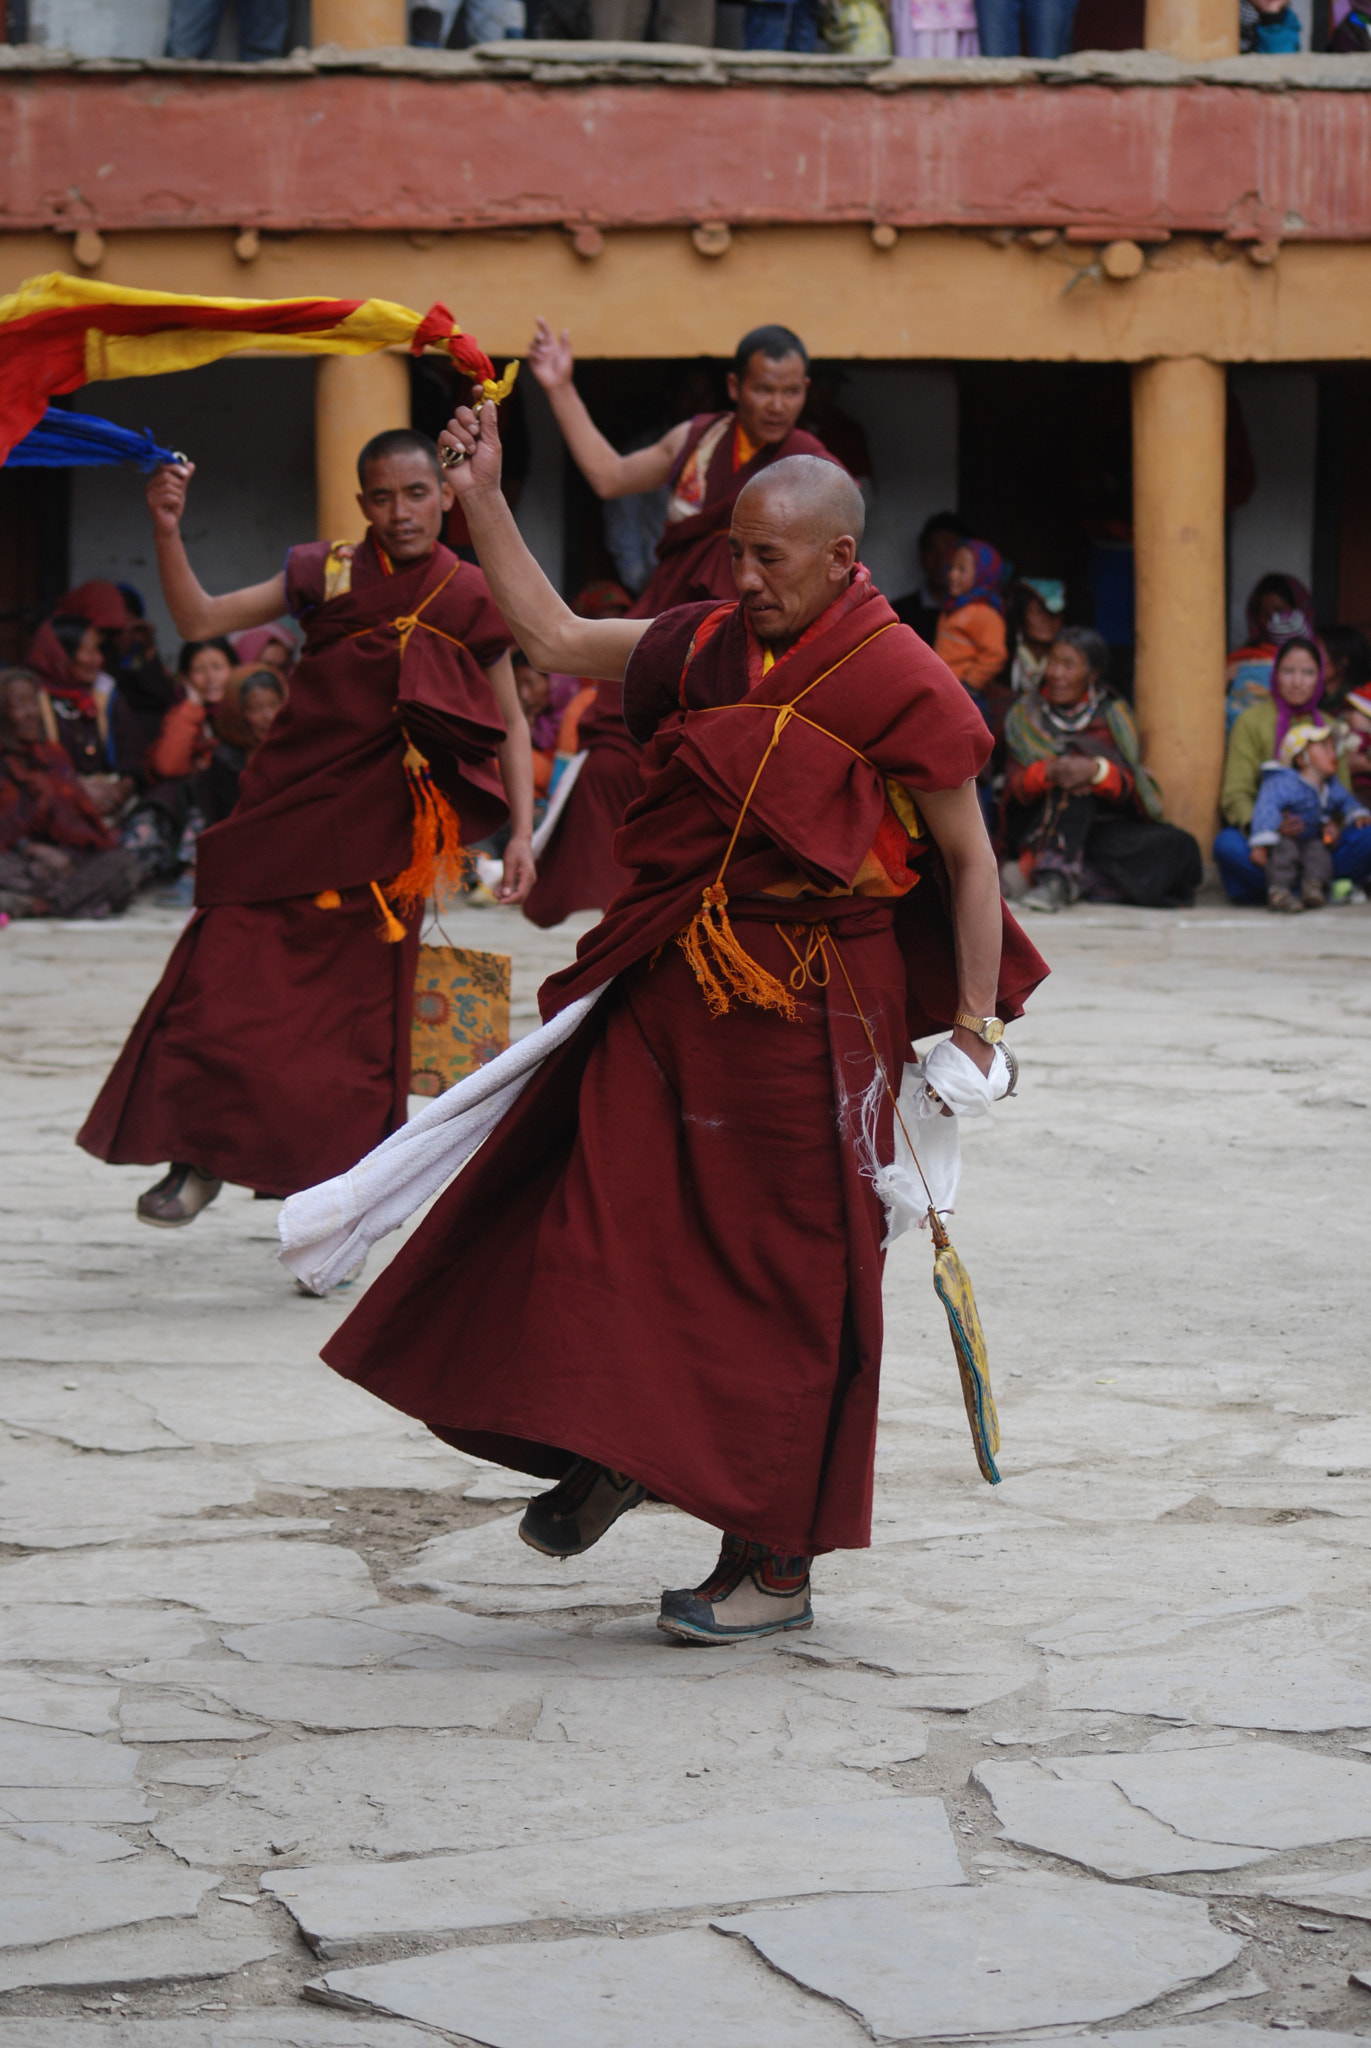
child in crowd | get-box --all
[1240,0,1301,48]
[1006,577,1066,695]
[1340,686,1371,813]
[934,539,1008,703]
[1250,719,1371,913]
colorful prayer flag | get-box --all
[0,274,510,467]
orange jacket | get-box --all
[935,601,1007,692]
[146,698,214,782]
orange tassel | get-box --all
[385,741,467,919]
[370,880,407,944]
[676,882,798,1021]
[314,889,341,910]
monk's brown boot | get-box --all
[657,1535,813,1645]
[136,1163,222,1229]
[518,1459,647,1558]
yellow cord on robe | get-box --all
[675,624,897,1019]
[370,880,407,943]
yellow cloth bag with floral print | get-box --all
[410,945,510,1097]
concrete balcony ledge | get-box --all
[2,39,1371,92]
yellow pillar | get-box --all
[315,352,411,542]
[1144,0,1239,58]
[1131,357,1228,846]
[311,0,408,45]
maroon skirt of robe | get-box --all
[322,898,904,1554]
[77,886,419,1198]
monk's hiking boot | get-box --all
[657,1535,813,1645]
[136,1163,222,1228]
[518,1459,647,1558]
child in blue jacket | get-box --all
[1251,719,1371,912]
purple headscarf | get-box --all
[943,540,1005,616]
[1270,634,1325,753]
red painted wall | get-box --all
[4,72,1371,241]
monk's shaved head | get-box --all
[736,455,866,549]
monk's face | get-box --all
[727,351,810,448]
[356,451,454,564]
[729,492,858,646]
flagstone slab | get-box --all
[133,1663,549,1734]
[0,2021,435,2046]
[0,1854,219,1949]
[1093,1741,1371,1848]
[0,1441,255,1549]
[318,1927,868,2047]
[0,1373,183,1453]
[1247,1865,1371,1920]
[0,1604,207,1665]
[716,1874,1244,2039]
[118,1699,269,1744]
[1,1722,141,1788]
[0,1824,135,1867]
[0,1921,279,1993]
[781,1623,1034,1710]
[219,1608,576,1669]
[0,1670,119,1734]
[973,1760,1271,1878]
[263,1797,963,1954]
[528,1667,928,1769]
[0,1540,378,1623]
[396,1507,723,1611]
[119,1366,413,1450]
[151,1730,894,1866]
[0,1788,156,1824]
[996,2029,1368,2048]
[247,1437,477,1494]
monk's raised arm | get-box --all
[527,320,689,500]
[147,463,287,639]
[440,401,650,684]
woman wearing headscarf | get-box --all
[0,669,140,920]
[934,539,1008,707]
[1004,625,1202,913]
[1216,633,1371,902]
[229,622,296,683]
[1226,573,1314,731]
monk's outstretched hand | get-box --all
[494,835,537,905]
[438,403,502,498]
[147,461,194,538]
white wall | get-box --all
[840,365,959,603]
[67,359,316,657]
[1228,367,1319,645]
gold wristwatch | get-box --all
[953,1011,1004,1045]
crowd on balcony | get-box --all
[156,0,1354,62]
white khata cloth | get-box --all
[857,1037,1014,1248]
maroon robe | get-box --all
[521,678,641,929]
[323,575,1047,1554]
[77,536,512,1198]
[629,412,838,619]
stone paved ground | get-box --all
[3,897,1371,2047]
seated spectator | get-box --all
[824,0,893,52]
[1340,683,1371,812]
[1331,2,1371,48]
[1003,625,1203,912]
[744,0,821,49]
[1250,719,1370,913]
[1006,576,1066,695]
[26,612,111,780]
[890,0,978,55]
[0,671,140,921]
[103,586,177,783]
[894,510,968,643]
[975,0,1077,57]
[935,540,1008,703]
[1227,572,1313,729]
[230,622,296,684]
[1240,0,1301,49]
[121,637,235,889]
[1319,623,1371,714]
[1216,635,1371,901]
[206,666,285,820]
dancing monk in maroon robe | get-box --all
[79,431,535,1230]
[316,405,1046,1642]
